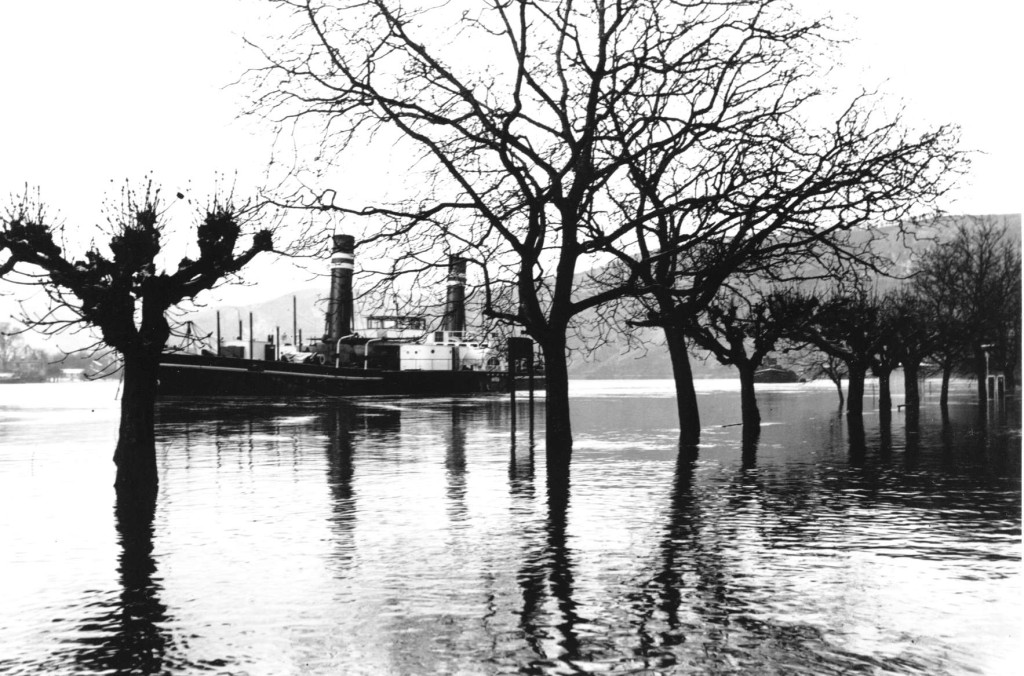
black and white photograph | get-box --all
[1,1,1020,674]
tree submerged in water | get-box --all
[0,183,274,492]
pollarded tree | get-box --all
[0,184,273,492]
[252,0,963,453]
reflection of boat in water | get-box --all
[753,364,801,384]
[158,236,541,397]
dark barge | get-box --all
[158,236,537,397]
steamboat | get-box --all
[157,236,537,397]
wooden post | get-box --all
[249,313,254,361]
[509,353,517,439]
[293,296,298,349]
[528,346,535,435]
[275,326,280,361]
[506,337,534,441]
[216,311,221,357]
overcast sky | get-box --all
[1,0,1021,313]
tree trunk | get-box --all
[539,334,573,457]
[664,324,701,446]
[903,360,920,412]
[846,362,866,416]
[1005,330,1019,396]
[113,349,161,491]
[846,413,866,465]
[737,362,761,428]
[831,373,845,410]
[876,368,892,411]
[975,347,988,403]
[741,424,760,470]
[940,364,952,410]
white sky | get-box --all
[0,0,1021,311]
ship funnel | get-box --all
[442,257,467,333]
[325,234,355,347]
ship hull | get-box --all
[158,353,516,397]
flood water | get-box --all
[0,379,1020,675]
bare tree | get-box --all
[881,288,938,414]
[0,184,273,492]
[785,345,847,408]
[683,286,814,429]
[868,294,904,414]
[0,322,23,372]
[786,289,889,417]
[251,0,963,453]
[912,216,1021,403]
[607,98,961,442]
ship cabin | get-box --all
[361,315,427,341]
[341,316,491,373]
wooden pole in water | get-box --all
[216,311,221,357]
[509,353,517,439]
[249,313,254,360]
[528,347,535,435]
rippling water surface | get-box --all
[0,379,1019,675]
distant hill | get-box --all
[172,214,1020,378]
[183,288,326,348]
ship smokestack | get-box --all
[325,234,355,347]
[442,257,467,333]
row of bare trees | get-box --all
[252,0,965,457]
[669,216,1020,434]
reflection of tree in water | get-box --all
[625,444,796,669]
[516,453,584,671]
[50,488,225,674]
[626,444,700,667]
[321,403,359,572]
[618,442,945,674]
[741,427,760,471]
[66,491,171,673]
[879,408,893,459]
[903,407,921,471]
[445,405,468,523]
[847,413,867,467]
[508,432,536,500]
